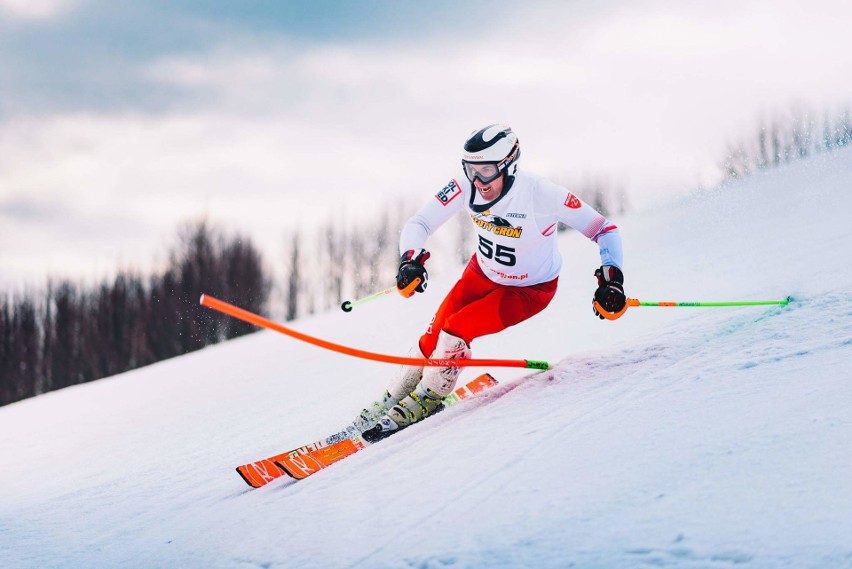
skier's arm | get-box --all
[595,229,623,269]
[536,179,626,318]
[399,179,466,253]
[396,178,466,296]
[536,180,623,268]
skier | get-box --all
[357,124,625,441]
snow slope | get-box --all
[1,149,851,569]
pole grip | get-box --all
[397,277,422,298]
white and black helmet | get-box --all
[462,124,521,185]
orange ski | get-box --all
[236,373,499,488]
[277,436,367,479]
[235,434,352,488]
[275,373,500,481]
[236,453,291,489]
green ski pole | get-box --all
[595,296,793,320]
[340,278,422,312]
[630,297,793,308]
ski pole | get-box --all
[340,278,421,312]
[200,294,551,370]
[594,296,793,321]
[629,297,793,308]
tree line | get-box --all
[0,220,269,407]
[721,105,852,179]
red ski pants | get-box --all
[419,256,558,357]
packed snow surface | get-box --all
[1,150,851,568]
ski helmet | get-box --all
[462,124,521,185]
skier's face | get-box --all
[473,170,504,201]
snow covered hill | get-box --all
[1,149,851,569]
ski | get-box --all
[235,428,356,488]
[236,372,498,488]
[275,372,499,480]
[276,435,368,479]
[235,451,290,489]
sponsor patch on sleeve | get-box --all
[435,179,462,206]
[564,193,582,209]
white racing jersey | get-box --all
[400,168,623,286]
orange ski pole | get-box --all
[200,294,551,370]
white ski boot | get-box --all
[353,345,425,433]
[363,332,471,442]
[386,382,446,429]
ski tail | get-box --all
[446,371,498,402]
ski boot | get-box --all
[352,346,425,433]
[362,331,470,443]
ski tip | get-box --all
[199,293,207,305]
[235,466,261,489]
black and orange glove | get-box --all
[397,249,430,296]
[593,265,626,319]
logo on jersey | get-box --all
[564,193,582,209]
[470,213,523,238]
[435,179,462,206]
[505,212,526,219]
[486,267,529,281]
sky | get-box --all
[2,0,852,288]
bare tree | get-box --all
[837,108,851,147]
[285,231,301,321]
[720,103,852,180]
[757,122,770,169]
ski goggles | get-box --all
[462,161,502,184]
